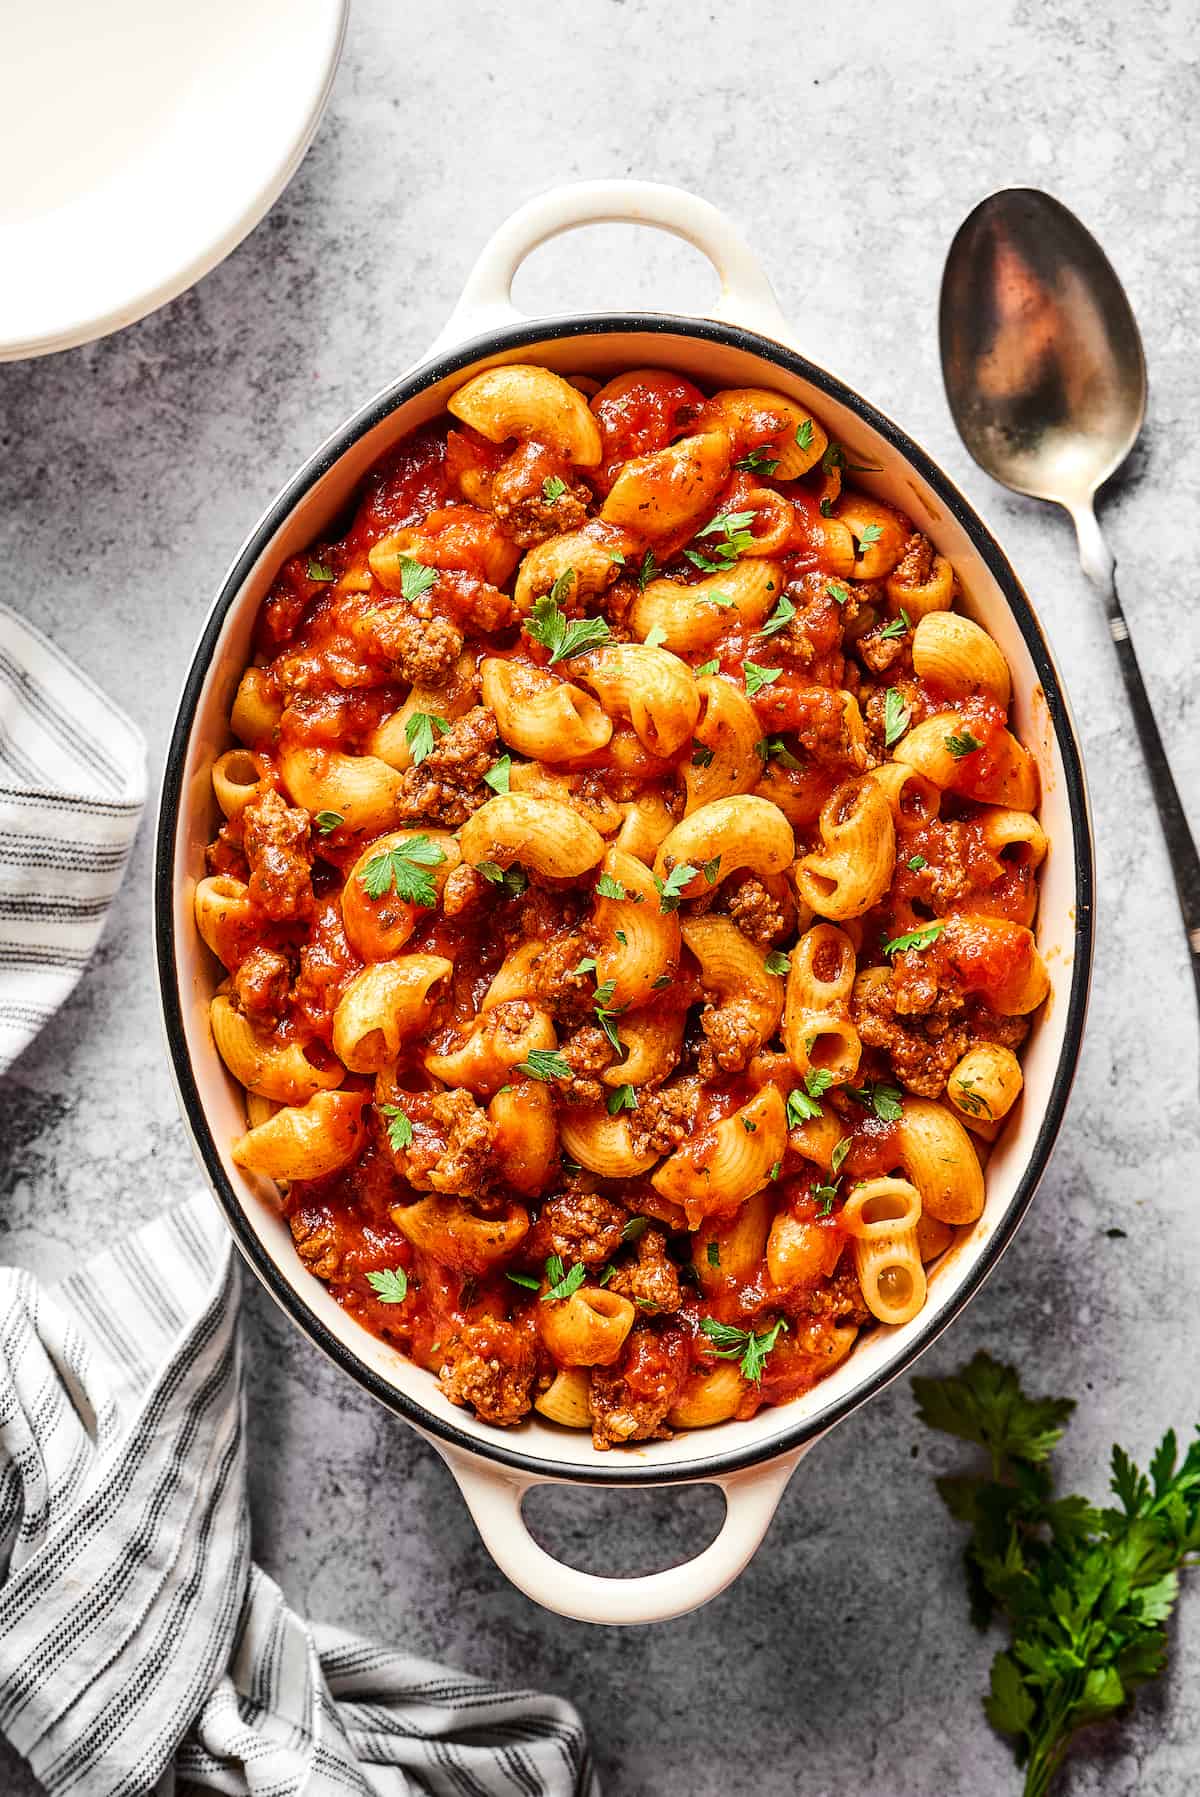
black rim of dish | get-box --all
[155,311,1096,1487]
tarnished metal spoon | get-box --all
[940,186,1200,1010]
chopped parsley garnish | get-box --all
[397,555,438,603]
[755,595,797,640]
[755,735,802,769]
[637,549,658,591]
[644,624,667,648]
[685,508,757,572]
[621,1215,650,1243]
[542,474,567,502]
[476,861,528,899]
[379,1104,413,1152]
[707,1241,721,1268]
[405,710,450,767]
[813,1183,839,1216]
[698,587,736,607]
[822,441,882,475]
[359,835,446,906]
[826,581,851,606]
[768,1159,781,1180]
[877,608,912,640]
[786,1086,823,1127]
[734,446,780,474]
[883,920,946,957]
[743,661,782,697]
[517,1049,572,1082]
[954,1076,994,1118]
[741,1116,757,1134]
[606,1083,637,1115]
[856,522,884,554]
[831,1136,851,1176]
[615,929,628,944]
[506,1270,541,1290]
[483,754,511,795]
[819,497,834,518]
[527,582,611,664]
[907,853,927,871]
[702,855,721,885]
[883,687,911,749]
[764,949,790,976]
[366,1267,408,1303]
[313,810,343,834]
[654,863,698,912]
[573,955,598,977]
[946,729,983,758]
[846,1080,904,1123]
[306,559,336,582]
[691,739,715,768]
[608,549,626,565]
[695,658,720,678]
[595,872,628,901]
[699,1315,788,1384]
[542,1255,587,1303]
[795,419,814,451]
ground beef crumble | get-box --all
[230,944,291,1026]
[439,1317,537,1426]
[393,1089,495,1196]
[626,1079,699,1158]
[490,442,591,546]
[589,1322,689,1448]
[527,1190,628,1266]
[607,1227,682,1314]
[558,1024,616,1104]
[241,787,314,921]
[394,706,498,827]
[360,602,463,687]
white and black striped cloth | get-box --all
[0,606,599,1796]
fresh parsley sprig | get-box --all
[699,1315,788,1384]
[526,581,612,664]
[915,1352,1200,1797]
[883,920,946,957]
[358,835,447,905]
[405,711,449,767]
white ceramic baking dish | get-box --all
[156,180,1094,1626]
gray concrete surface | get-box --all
[2,1,1198,1790]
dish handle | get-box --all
[435,1440,810,1625]
[424,178,793,357]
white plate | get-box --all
[0,0,348,361]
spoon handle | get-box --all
[1072,503,1200,1006]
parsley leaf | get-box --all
[379,1103,413,1152]
[637,549,658,591]
[763,949,790,976]
[621,1216,649,1243]
[883,687,911,749]
[877,608,912,641]
[506,1270,540,1290]
[405,710,450,767]
[699,1315,788,1384]
[313,810,343,835]
[608,549,626,566]
[654,864,698,912]
[686,508,757,572]
[946,729,983,758]
[831,1136,851,1175]
[691,739,715,768]
[644,624,668,648]
[856,522,884,554]
[743,661,782,697]
[954,1076,994,1118]
[813,1182,839,1216]
[846,1080,903,1123]
[517,1049,572,1082]
[826,580,851,606]
[366,1267,408,1303]
[542,474,567,502]
[542,1256,587,1302]
[476,861,528,899]
[819,497,834,518]
[755,735,802,769]
[306,558,336,582]
[786,1086,823,1127]
[706,1241,721,1267]
[695,658,720,678]
[398,556,438,603]
[483,754,511,795]
[359,836,446,906]
[702,855,721,885]
[795,419,814,451]
[527,584,611,664]
[907,853,927,871]
[606,1083,637,1115]
[595,872,628,901]
[883,920,946,957]
[755,595,797,641]
[734,446,780,474]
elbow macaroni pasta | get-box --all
[196,360,1052,1447]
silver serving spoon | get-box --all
[940,187,1200,1011]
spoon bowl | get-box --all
[940,188,1146,511]
[941,186,1200,1024]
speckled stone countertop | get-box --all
[2,2,1198,1791]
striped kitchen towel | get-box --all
[0,608,598,1795]
[0,602,145,1074]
